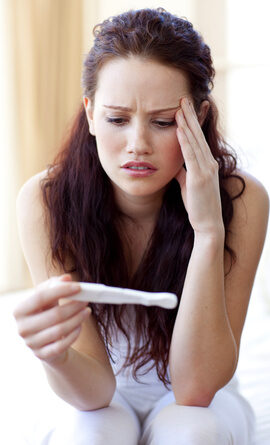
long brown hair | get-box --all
[41,8,244,388]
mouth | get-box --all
[121,161,157,171]
[120,161,157,177]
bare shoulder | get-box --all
[16,170,47,216]
[223,169,269,348]
[16,169,51,237]
[225,169,269,233]
[16,170,52,283]
[16,170,111,366]
[224,169,269,268]
[16,168,77,284]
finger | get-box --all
[34,325,82,362]
[177,106,207,167]
[25,306,91,349]
[13,281,81,317]
[181,100,220,175]
[181,98,213,162]
[176,110,201,170]
[17,299,88,337]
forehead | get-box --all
[94,56,190,108]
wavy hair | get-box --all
[41,8,245,388]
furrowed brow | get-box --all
[102,104,180,114]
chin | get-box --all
[123,183,168,198]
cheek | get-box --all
[94,123,121,157]
[161,133,184,165]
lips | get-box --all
[121,161,157,170]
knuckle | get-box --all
[204,171,212,181]
[35,288,47,307]
[54,324,65,338]
[34,349,44,360]
[51,343,64,357]
[53,306,64,323]
[180,120,187,130]
[210,160,219,173]
[17,324,28,338]
[186,151,196,162]
[25,337,34,348]
[202,165,216,181]
[12,307,19,319]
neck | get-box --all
[113,186,166,226]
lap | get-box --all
[26,385,255,445]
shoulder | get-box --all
[16,169,49,231]
[224,169,269,281]
[223,170,269,349]
[16,169,50,247]
[225,169,269,233]
[17,168,49,211]
[225,168,268,202]
[16,169,60,285]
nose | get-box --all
[126,121,153,155]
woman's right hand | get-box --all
[13,274,91,365]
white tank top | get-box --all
[107,305,239,394]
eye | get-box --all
[105,117,176,128]
[106,117,127,125]
[153,120,176,128]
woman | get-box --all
[14,7,268,445]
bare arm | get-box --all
[169,231,236,406]
[39,281,116,411]
[169,98,269,406]
[14,171,116,410]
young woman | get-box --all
[14,7,268,445]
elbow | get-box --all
[175,393,214,408]
[171,367,237,409]
[78,400,112,411]
[78,393,115,411]
[173,385,215,408]
[76,376,117,412]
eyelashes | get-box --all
[105,117,176,129]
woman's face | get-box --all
[84,56,189,199]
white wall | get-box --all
[96,0,195,22]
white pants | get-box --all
[41,384,255,445]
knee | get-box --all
[48,403,139,445]
[141,403,231,445]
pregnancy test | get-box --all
[64,282,178,309]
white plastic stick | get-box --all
[63,282,178,309]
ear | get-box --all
[198,100,210,127]
[83,96,95,136]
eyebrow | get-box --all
[102,104,180,114]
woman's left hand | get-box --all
[175,97,224,237]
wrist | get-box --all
[193,229,225,251]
